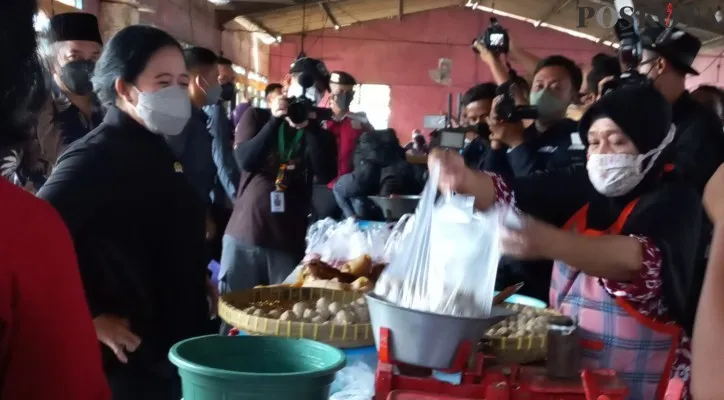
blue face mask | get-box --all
[529,89,568,120]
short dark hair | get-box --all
[217,56,232,66]
[462,82,497,107]
[265,83,282,98]
[534,55,583,92]
[92,25,182,106]
[587,53,621,95]
[183,46,218,71]
[0,0,48,146]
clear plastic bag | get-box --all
[304,218,393,266]
[374,165,509,318]
[329,361,375,400]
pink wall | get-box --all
[269,6,724,139]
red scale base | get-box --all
[374,327,629,400]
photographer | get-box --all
[458,82,500,170]
[222,57,336,298]
[487,55,586,177]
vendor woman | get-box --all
[429,85,700,400]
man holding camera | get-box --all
[487,55,586,177]
[221,57,337,301]
[312,71,374,220]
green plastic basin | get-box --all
[169,335,346,400]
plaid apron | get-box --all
[549,199,681,400]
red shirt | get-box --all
[324,113,372,188]
[0,179,109,399]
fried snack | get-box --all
[302,279,349,291]
[306,260,358,283]
[350,276,373,292]
[368,263,387,282]
[340,254,372,277]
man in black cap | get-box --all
[312,70,373,219]
[32,12,104,191]
[637,23,724,193]
[221,57,336,317]
[637,23,724,347]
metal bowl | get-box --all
[367,195,420,221]
[365,293,515,369]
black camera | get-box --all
[472,18,509,54]
[286,72,333,124]
[601,18,650,95]
[495,79,538,122]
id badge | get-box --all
[270,190,285,213]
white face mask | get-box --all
[134,85,191,136]
[587,125,676,197]
[287,81,322,104]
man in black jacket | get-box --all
[221,57,337,299]
[486,55,586,178]
[636,23,724,335]
[333,129,422,219]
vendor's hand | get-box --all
[500,215,560,260]
[207,276,219,317]
[488,95,526,149]
[93,315,142,364]
[427,148,473,193]
[271,96,288,118]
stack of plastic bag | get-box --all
[304,218,392,266]
[373,165,512,318]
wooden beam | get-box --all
[538,0,574,24]
[398,0,404,20]
[319,2,341,29]
[39,0,78,15]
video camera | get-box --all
[472,18,510,54]
[494,72,538,123]
[600,18,650,95]
[286,72,333,124]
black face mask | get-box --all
[220,83,235,101]
[59,60,95,96]
[469,122,490,139]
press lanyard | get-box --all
[278,125,304,163]
[275,125,304,192]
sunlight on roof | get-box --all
[466,1,620,49]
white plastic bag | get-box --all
[329,361,375,400]
[304,218,393,266]
[374,165,508,318]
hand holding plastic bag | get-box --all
[374,164,510,318]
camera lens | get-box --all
[287,100,308,125]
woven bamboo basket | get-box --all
[481,304,563,365]
[219,286,374,349]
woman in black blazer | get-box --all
[37,25,213,400]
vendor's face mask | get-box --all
[587,125,676,197]
[134,85,191,136]
[529,89,568,120]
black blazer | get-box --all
[38,106,210,372]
